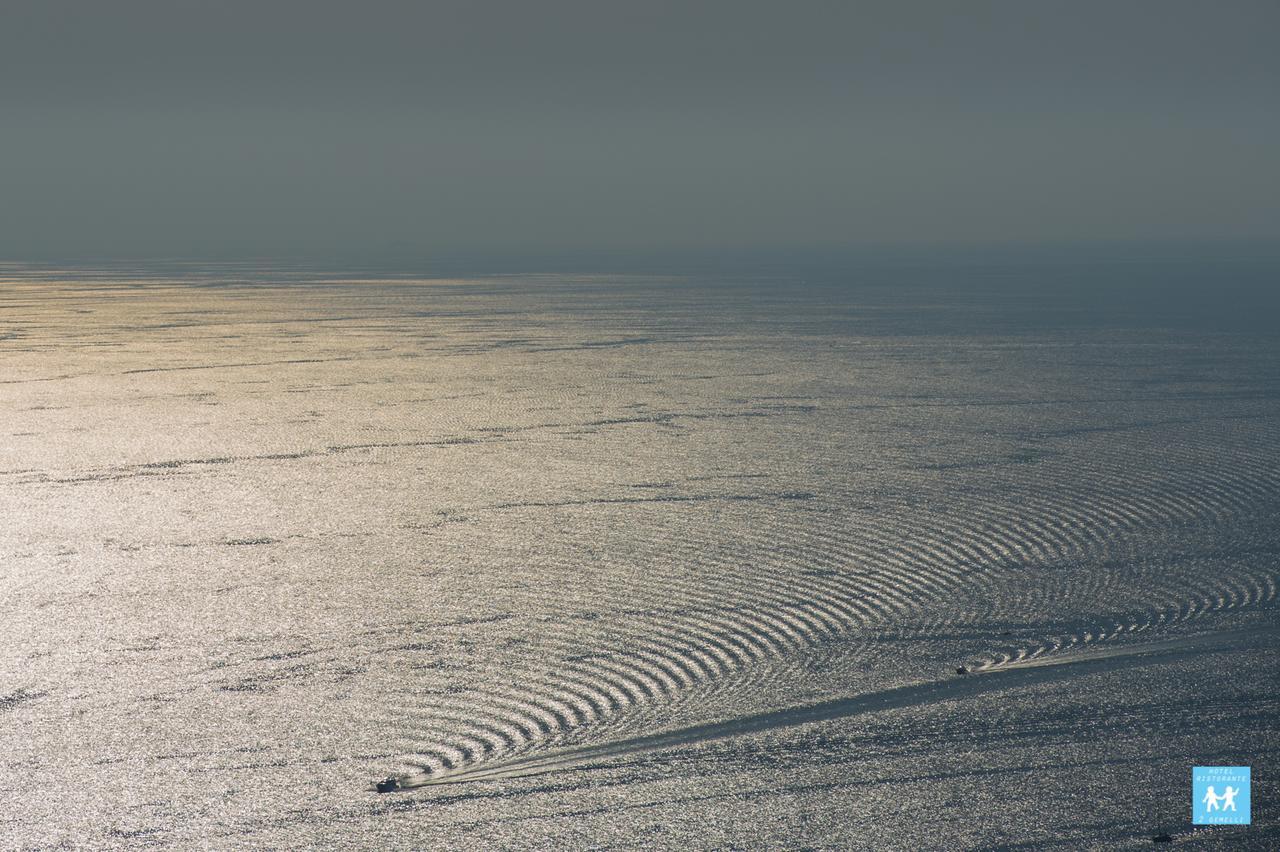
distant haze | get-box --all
[2,1,1277,264]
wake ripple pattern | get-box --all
[382,461,1280,786]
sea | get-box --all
[2,259,1277,848]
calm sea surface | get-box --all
[2,262,1277,848]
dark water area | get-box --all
[1,261,1277,848]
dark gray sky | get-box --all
[2,1,1277,263]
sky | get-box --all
[1,1,1277,265]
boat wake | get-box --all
[383,625,1275,789]
[376,459,1280,787]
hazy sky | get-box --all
[2,1,1277,263]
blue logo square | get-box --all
[1193,766,1250,825]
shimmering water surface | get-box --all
[2,264,1277,849]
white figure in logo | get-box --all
[1202,786,1221,811]
[1221,786,1239,812]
